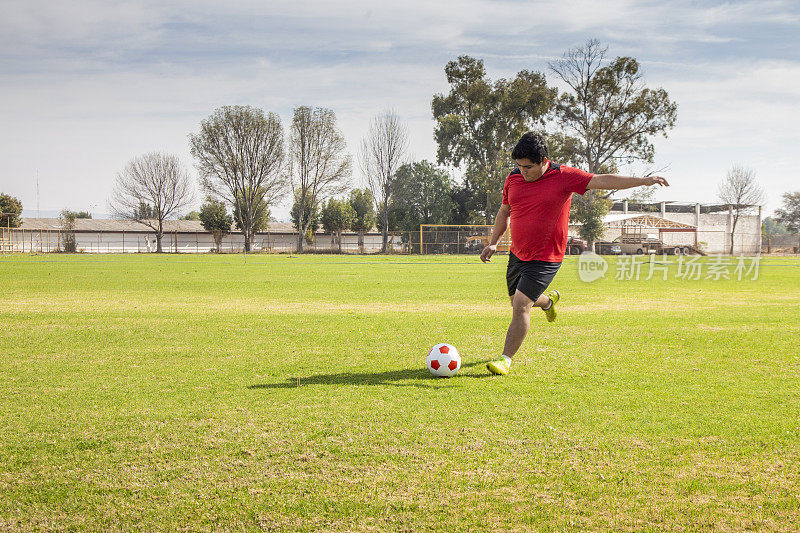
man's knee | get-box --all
[511,291,534,314]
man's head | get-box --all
[512,132,549,181]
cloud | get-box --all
[1,0,798,218]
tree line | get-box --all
[3,40,797,253]
[104,39,682,253]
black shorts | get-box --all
[506,252,562,301]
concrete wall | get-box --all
[570,208,761,255]
[1,229,410,254]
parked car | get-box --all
[566,236,589,255]
[615,233,689,255]
[595,241,622,255]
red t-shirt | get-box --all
[501,162,594,262]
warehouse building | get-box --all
[585,200,762,255]
[2,219,404,254]
[2,200,761,255]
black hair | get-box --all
[511,132,549,163]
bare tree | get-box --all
[359,110,409,252]
[109,152,194,252]
[288,106,352,252]
[717,165,765,255]
[190,105,287,252]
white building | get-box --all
[570,201,762,255]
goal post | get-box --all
[418,224,511,255]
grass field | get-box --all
[1,253,798,531]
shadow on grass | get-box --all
[248,361,491,389]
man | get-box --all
[480,132,669,375]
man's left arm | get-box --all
[587,174,669,191]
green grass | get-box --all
[1,253,798,531]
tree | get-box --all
[762,215,789,253]
[110,152,194,253]
[349,189,375,232]
[233,188,270,245]
[449,183,483,225]
[775,191,800,248]
[390,161,455,231]
[291,194,320,246]
[359,110,409,252]
[571,192,612,245]
[135,202,156,220]
[61,209,92,220]
[348,189,375,253]
[550,40,678,173]
[190,105,287,252]
[58,209,77,252]
[289,106,351,252]
[717,165,765,254]
[549,40,678,247]
[0,193,23,228]
[199,197,233,253]
[762,216,788,236]
[432,56,555,223]
[180,211,200,221]
[320,198,356,252]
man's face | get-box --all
[515,158,549,182]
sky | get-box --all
[1,0,799,220]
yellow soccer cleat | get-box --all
[486,358,511,376]
[543,289,560,322]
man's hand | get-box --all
[480,244,497,263]
[642,176,669,187]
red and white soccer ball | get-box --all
[426,343,461,378]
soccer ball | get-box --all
[426,343,461,378]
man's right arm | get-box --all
[480,204,511,263]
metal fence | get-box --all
[762,233,800,253]
[1,225,780,255]
[0,227,416,254]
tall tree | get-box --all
[58,209,77,252]
[320,198,356,253]
[190,105,286,252]
[432,56,555,223]
[109,152,194,253]
[0,194,23,228]
[717,165,765,254]
[348,188,375,253]
[199,197,233,253]
[348,189,375,232]
[390,160,455,231]
[549,40,678,246]
[291,194,320,246]
[289,106,351,252]
[359,110,409,252]
[774,191,800,248]
[449,183,482,225]
[234,188,270,245]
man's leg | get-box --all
[513,290,560,322]
[503,290,536,358]
[488,290,538,375]
[508,293,551,308]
